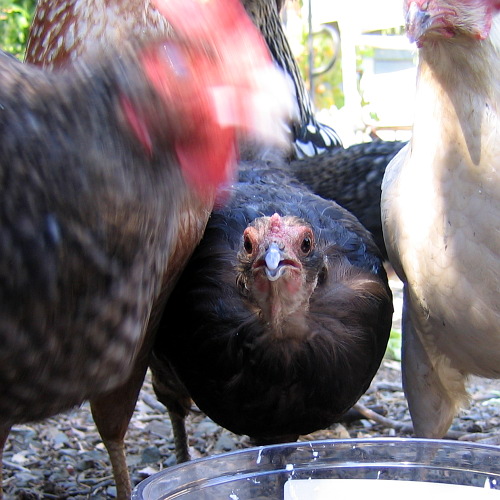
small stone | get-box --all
[13,472,39,483]
[141,446,161,464]
[467,423,483,433]
[107,486,117,497]
[194,420,219,437]
[331,423,351,439]
[215,434,237,452]
[11,452,30,465]
[75,451,104,472]
[164,454,178,467]
[138,465,159,477]
[53,431,69,448]
[145,420,172,438]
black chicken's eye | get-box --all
[244,235,253,254]
[301,236,312,254]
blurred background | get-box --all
[283,0,415,145]
[1,0,416,147]
[0,0,33,57]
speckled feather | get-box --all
[26,0,171,68]
[291,140,406,258]
[239,0,343,156]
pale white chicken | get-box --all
[382,0,500,438]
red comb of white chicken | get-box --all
[140,0,294,194]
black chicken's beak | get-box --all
[264,242,285,281]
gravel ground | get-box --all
[3,279,500,498]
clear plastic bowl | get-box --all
[132,438,500,499]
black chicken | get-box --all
[0,0,292,495]
[150,154,393,461]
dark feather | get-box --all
[291,140,406,258]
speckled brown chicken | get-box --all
[0,43,197,499]
[2,0,293,497]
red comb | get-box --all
[147,0,275,197]
[135,0,290,199]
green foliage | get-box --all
[295,26,344,110]
[294,25,374,111]
[0,0,36,59]
[384,329,401,362]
